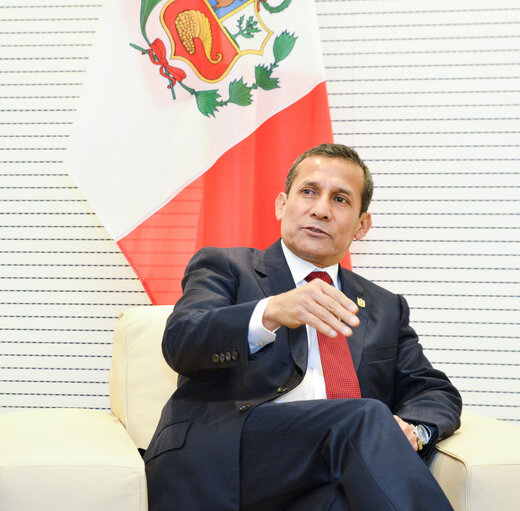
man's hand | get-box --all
[262,278,360,337]
[394,415,418,451]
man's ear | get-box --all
[275,192,287,221]
[354,212,372,240]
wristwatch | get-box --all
[412,424,430,451]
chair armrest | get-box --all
[0,408,147,511]
[429,410,520,511]
[110,305,177,451]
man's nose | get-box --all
[311,196,330,219]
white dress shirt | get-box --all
[248,241,341,402]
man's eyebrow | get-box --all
[334,187,353,197]
[299,180,353,194]
[298,180,319,189]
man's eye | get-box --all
[301,188,313,195]
[335,196,348,204]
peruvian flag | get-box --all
[67,0,335,304]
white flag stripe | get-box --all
[67,0,326,240]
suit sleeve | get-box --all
[162,247,259,378]
[391,294,462,456]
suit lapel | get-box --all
[253,240,307,373]
[253,240,296,298]
[339,268,369,372]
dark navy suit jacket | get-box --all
[144,240,462,511]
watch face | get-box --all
[416,424,429,443]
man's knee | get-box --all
[336,398,393,430]
[357,398,393,418]
[320,398,398,464]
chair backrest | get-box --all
[109,306,177,450]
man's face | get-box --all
[275,155,372,268]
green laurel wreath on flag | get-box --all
[132,0,295,117]
[258,0,292,14]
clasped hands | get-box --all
[262,278,420,452]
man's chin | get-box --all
[291,244,336,267]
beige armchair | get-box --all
[1,305,519,510]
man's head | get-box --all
[285,143,373,215]
[275,143,373,268]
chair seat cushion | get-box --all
[0,408,146,511]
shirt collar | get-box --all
[280,240,340,289]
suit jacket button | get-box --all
[225,351,232,362]
[277,387,288,393]
[219,353,225,362]
[211,353,219,364]
[231,350,239,360]
[239,405,250,413]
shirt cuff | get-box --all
[248,297,277,354]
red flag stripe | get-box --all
[117,82,347,304]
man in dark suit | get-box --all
[144,143,462,511]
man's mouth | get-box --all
[303,226,329,237]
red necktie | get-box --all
[305,271,362,399]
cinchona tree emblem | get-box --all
[131,0,295,116]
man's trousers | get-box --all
[239,398,453,511]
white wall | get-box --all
[1,0,519,422]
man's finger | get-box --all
[393,415,418,452]
[313,279,359,314]
[306,280,359,329]
[263,280,361,335]
[309,315,353,338]
[303,294,357,336]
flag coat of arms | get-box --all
[67,0,334,304]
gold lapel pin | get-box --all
[357,297,366,308]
